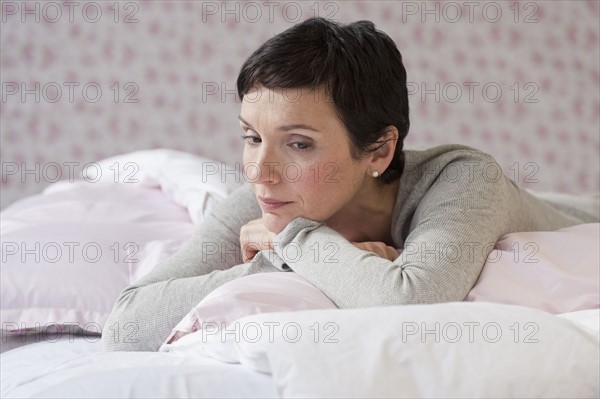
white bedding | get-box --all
[161,303,600,398]
[0,334,276,398]
[2,305,598,398]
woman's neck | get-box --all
[325,179,400,245]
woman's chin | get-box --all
[262,213,289,234]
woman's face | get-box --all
[240,85,371,233]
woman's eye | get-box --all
[241,135,261,145]
[290,142,311,151]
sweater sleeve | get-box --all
[101,184,265,352]
[272,155,512,307]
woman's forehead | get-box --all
[240,87,351,140]
[241,86,337,122]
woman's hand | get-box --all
[352,241,400,261]
[240,218,276,263]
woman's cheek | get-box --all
[292,170,330,219]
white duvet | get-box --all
[0,336,276,398]
[2,304,598,398]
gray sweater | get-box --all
[101,144,599,352]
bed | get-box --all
[1,150,599,398]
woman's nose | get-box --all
[247,148,281,184]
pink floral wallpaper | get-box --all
[1,0,599,209]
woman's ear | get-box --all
[368,126,399,175]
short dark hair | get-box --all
[236,17,410,183]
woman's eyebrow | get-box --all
[238,116,320,133]
[279,123,321,133]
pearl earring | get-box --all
[372,171,379,178]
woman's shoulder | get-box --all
[401,143,499,186]
[404,143,497,166]
[394,144,512,241]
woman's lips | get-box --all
[258,197,292,211]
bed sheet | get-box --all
[0,334,276,398]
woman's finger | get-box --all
[240,218,276,262]
[385,245,400,261]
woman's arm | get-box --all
[272,216,500,307]
[101,255,280,352]
[101,184,263,352]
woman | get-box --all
[102,17,598,352]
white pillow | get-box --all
[165,302,599,398]
[81,149,242,224]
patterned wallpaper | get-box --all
[1,0,599,209]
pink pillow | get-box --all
[466,223,600,313]
[1,182,194,335]
[162,272,338,346]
